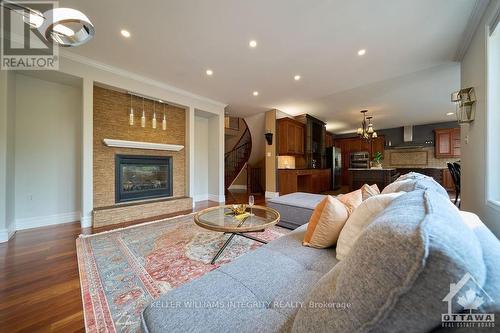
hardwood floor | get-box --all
[0,200,220,333]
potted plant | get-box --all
[372,151,383,169]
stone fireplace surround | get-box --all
[93,86,192,228]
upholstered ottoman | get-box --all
[267,192,325,229]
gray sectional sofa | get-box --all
[141,177,500,333]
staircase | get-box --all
[225,124,252,194]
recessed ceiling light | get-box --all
[294,75,301,81]
[253,91,259,96]
[121,29,131,38]
[206,69,213,76]
[249,40,257,48]
[357,49,366,56]
[446,112,455,116]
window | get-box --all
[487,14,500,209]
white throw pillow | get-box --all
[336,192,405,260]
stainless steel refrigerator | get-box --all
[326,147,342,190]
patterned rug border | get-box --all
[78,212,196,239]
[76,212,288,332]
[77,212,196,333]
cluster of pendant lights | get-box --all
[128,94,167,131]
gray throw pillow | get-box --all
[292,190,489,333]
[383,177,449,198]
[396,172,429,181]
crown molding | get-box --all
[58,50,228,109]
[455,0,491,61]
[2,32,227,109]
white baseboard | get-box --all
[228,185,247,190]
[208,194,225,203]
[16,211,81,231]
[194,194,225,203]
[265,191,280,199]
[0,223,16,243]
[193,194,209,202]
[80,215,92,228]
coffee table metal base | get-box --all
[211,232,267,265]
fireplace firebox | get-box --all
[115,155,173,203]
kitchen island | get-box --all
[349,168,399,191]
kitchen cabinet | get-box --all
[295,114,326,168]
[435,128,460,158]
[333,136,386,186]
[278,169,331,195]
[325,132,334,148]
[277,118,305,156]
[349,168,399,192]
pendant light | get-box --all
[129,94,134,126]
[141,97,146,128]
[152,101,157,129]
[162,102,167,130]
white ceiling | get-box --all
[59,0,475,132]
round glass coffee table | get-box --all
[194,205,280,264]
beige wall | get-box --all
[265,110,277,196]
[460,0,500,237]
[93,86,186,208]
[194,116,209,200]
[0,71,17,241]
[14,74,82,229]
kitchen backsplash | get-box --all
[277,155,296,169]
[382,147,459,168]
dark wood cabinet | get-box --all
[277,118,305,156]
[295,114,326,168]
[333,136,385,186]
[325,132,334,148]
[349,169,398,192]
[278,169,331,195]
[435,128,460,158]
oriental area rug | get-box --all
[76,213,288,333]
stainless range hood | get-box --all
[392,125,425,149]
[403,126,413,142]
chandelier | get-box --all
[356,110,378,140]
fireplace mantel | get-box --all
[103,139,184,152]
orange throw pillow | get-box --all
[361,184,380,201]
[303,196,349,249]
[338,189,363,214]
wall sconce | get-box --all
[265,130,273,145]
[451,87,476,123]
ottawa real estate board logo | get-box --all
[442,272,495,328]
[1,1,59,70]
